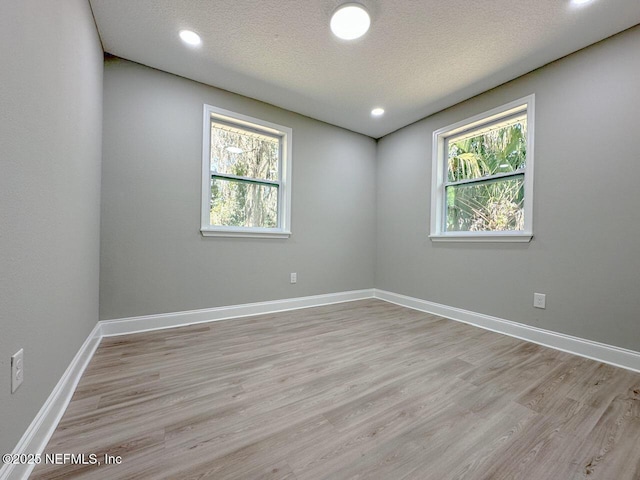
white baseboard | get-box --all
[374,289,640,373]
[100,289,375,337]
[0,323,103,480]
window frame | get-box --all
[429,95,535,243]
[201,104,292,238]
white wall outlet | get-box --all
[533,293,546,309]
[290,272,297,284]
[11,348,24,393]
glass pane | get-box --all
[210,177,278,228]
[446,175,524,232]
[210,121,279,181]
[447,115,527,183]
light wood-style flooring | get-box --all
[31,299,640,479]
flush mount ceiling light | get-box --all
[371,107,385,117]
[570,0,594,5]
[179,30,201,46]
[330,3,371,40]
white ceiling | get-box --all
[89,0,640,138]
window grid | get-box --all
[430,95,534,242]
[201,104,292,238]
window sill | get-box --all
[429,232,533,243]
[201,227,291,239]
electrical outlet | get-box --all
[290,272,297,284]
[533,293,546,309]
[11,348,24,393]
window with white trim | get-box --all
[430,95,535,242]
[201,105,292,238]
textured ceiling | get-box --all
[89,0,640,138]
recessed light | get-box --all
[371,108,385,117]
[179,30,201,46]
[570,0,594,5]
[226,146,243,154]
[330,3,371,40]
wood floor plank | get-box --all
[571,386,640,480]
[30,299,640,479]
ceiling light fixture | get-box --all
[179,30,201,46]
[570,0,594,5]
[330,3,371,40]
[371,107,385,117]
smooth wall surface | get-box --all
[376,26,640,351]
[100,58,377,320]
[0,0,103,455]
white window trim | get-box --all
[201,105,293,238]
[429,95,535,243]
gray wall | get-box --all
[376,26,640,351]
[100,58,377,320]
[0,0,103,455]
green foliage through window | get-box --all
[445,115,527,232]
[210,178,278,228]
[209,122,280,228]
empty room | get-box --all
[2,0,640,479]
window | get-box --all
[201,105,292,238]
[430,95,535,242]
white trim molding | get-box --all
[374,289,640,373]
[100,289,375,336]
[430,94,535,242]
[429,232,532,243]
[0,323,103,480]
[201,104,293,239]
